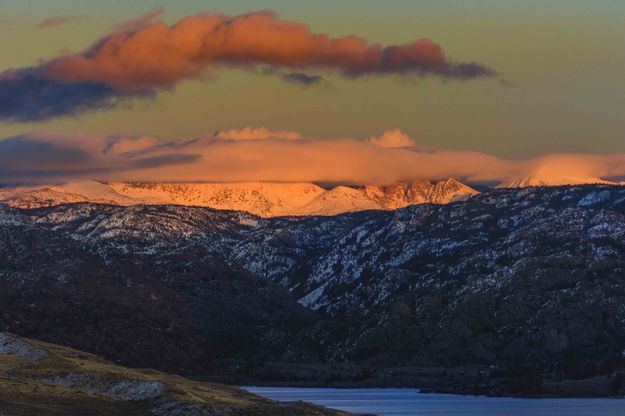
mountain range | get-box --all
[0,179,478,216]
[2,174,622,217]
[500,175,620,188]
[1,184,625,396]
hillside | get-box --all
[1,185,625,396]
[0,332,353,416]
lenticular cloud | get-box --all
[3,129,625,187]
[0,10,495,122]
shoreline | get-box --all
[242,383,625,400]
[201,361,625,399]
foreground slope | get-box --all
[0,333,352,416]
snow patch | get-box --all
[578,190,611,207]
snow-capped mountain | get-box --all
[109,182,326,217]
[363,178,478,208]
[0,179,478,216]
[2,184,625,395]
[296,185,381,216]
[0,181,135,209]
[499,175,616,188]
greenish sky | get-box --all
[0,0,624,157]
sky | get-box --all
[0,1,624,184]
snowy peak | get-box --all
[298,185,380,216]
[362,179,479,209]
[1,187,90,209]
[430,178,480,203]
[0,181,134,209]
[108,182,326,217]
[500,175,616,188]
[0,179,479,216]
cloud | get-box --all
[111,6,165,33]
[46,10,495,91]
[261,67,327,87]
[0,134,96,179]
[37,15,86,29]
[211,127,303,141]
[368,129,416,148]
[0,10,495,122]
[0,133,197,180]
[103,135,160,155]
[0,69,151,122]
[3,129,625,186]
[280,72,326,87]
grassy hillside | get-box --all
[0,332,353,416]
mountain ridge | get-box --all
[5,175,623,216]
[2,185,625,396]
[499,175,623,188]
[0,179,478,216]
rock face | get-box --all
[0,179,478,216]
[1,185,625,395]
[363,178,478,208]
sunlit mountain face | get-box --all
[0,179,478,216]
[1,2,625,413]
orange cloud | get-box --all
[46,10,495,92]
[3,130,625,186]
[103,135,160,155]
[1,10,495,122]
[212,127,303,141]
[368,129,416,148]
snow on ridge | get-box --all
[499,175,617,188]
[1,180,479,217]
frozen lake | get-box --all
[244,387,625,416]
